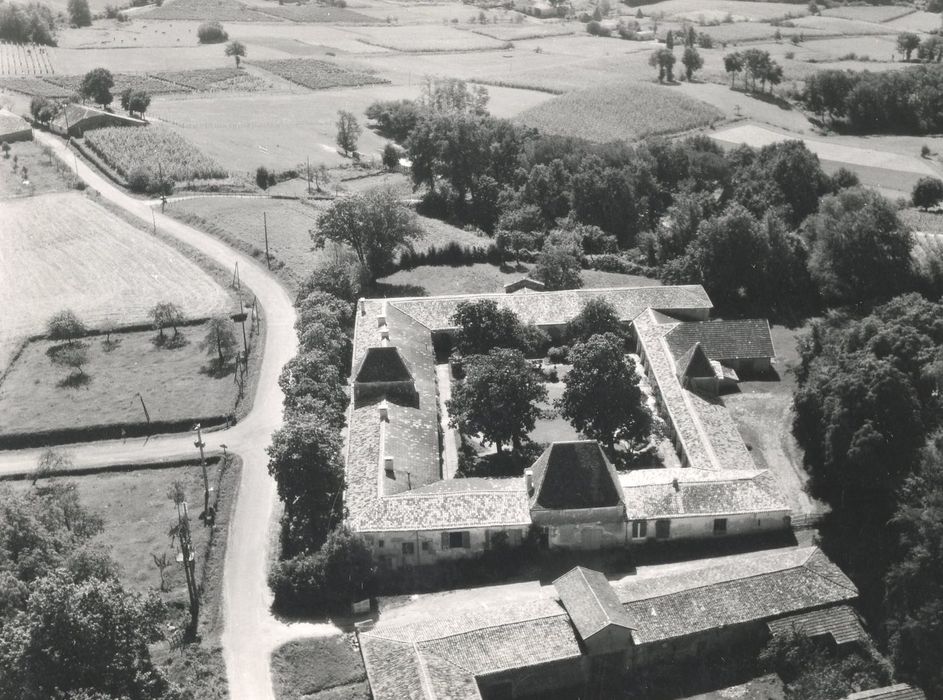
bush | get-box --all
[913,176,943,210]
[397,241,499,270]
[127,166,150,193]
[542,366,559,383]
[547,346,568,364]
[382,142,399,171]
[586,20,611,37]
[255,165,275,190]
[197,21,228,44]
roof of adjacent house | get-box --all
[767,605,867,646]
[843,685,927,700]
[553,567,635,641]
[666,319,775,362]
[355,346,414,384]
[359,547,857,700]
[0,108,29,138]
[620,469,788,519]
[530,441,624,511]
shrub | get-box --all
[922,144,932,158]
[547,346,568,364]
[913,176,943,210]
[255,165,275,190]
[197,21,228,44]
[542,366,559,383]
[382,142,399,171]
[586,20,611,37]
[127,166,150,193]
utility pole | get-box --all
[173,500,199,630]
[233,301,248,367]
[306,156,312,194]
[263,212,271,270]
[151,208,157,234]
[232,261,240,290]
[193,423,210,521]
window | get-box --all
[442,531,471,549]
[713,518,728,535]
[402,542,415,555]
[421,541,431,552]
[655,519,671,539]
[631,520,648,539]
[377,539,385,549]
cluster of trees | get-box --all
[792,294,943,697]
[897,32,943,63]
[0,485,179,698]
[79,66,151,118]
[29,95,60,125]
[649,29,704,83]
[723,49,784,93]
[267,259,375,613]
[67,0,90,27]
[0,1,56,44]
[446,298,650,460]
[120,86,152,118]
[801,65,943,134]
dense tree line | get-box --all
[0,485,179,699]
[0,1,56,45]
[802,65,943,134]
[792,294,943,697]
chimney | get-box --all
[378,400,389,422]
[380,327,390,341]
[358,298,366,316]
[377,313,386,328]
[524,468,534,496]
[672,477,680,492]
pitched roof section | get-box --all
[843,685,927,700]
[767,605,867,646]
[554,567,635,641]
[666,319,775,362]
[530,441,624,511]
[677,342,715,380]
[354,346,414,384]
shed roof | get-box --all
[767,605,866,646]
[666,319,774,362]
[554,566,635,641]
[843,684,927,700]
[530,441,624,511]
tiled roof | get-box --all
[677,342,715,380]
[613,547,858,645]
[767,605,867,646]
[843,685,927,700]
[530,441,624,511]
[389,285,712,331]
[355,346,414,383]
[666,319,775,362]
[360,598,581,700]
[619,469,789,519]
[554,567,635,641]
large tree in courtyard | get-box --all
[447,348,547,454]
[314,189,422,282]
[450,299,546,357]
[559,333,650,448]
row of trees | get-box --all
[791,294,943,697]
[0,1,56,44]
[801,65,943,134]
[266,260,375,613]
[649,45,703,83]
[896,32,943,63]
[723,49,784,93]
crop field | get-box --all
[0,43,55,76]
[820,5,915,23]
[52,45,237,74]
[84,125,229,181]
[0,76,68,97]
[143,0,282,21]
[518,81,723,143]
[700,22,828,43]
[787,15,892,36]
[44,72,183,95]
[0,323,242,440]
[635,0,807,22]
[349,24,510,52]
[254,4,375,23]
[154,67,273,92]
[0,192,232,374]
[799,35,899,62]
[471,24,578,41]
[249,57,388,89]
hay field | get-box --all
[518,82,723,142]
[880,11,940,33]
[348,24,510,52]
[820,6,915,23]
[143,0,280,21]
[635,0,807,22]
[787,15,892,35]
[0,192,232,373]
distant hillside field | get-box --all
[517,82,724,143]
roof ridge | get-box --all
[413,640,439,700]
[417,610,570,645]
[801,548,859,596]
[379,285,705,304]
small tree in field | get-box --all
[649,48,676,82]
[225,40,246,67]
[201,315,237,372]
[33,448,73,485]
[68,0,91,27]
[80,68,114,108]
[913,177,943,210]
[151,302,184,341]
[898,32,920,61]
[336,110,361,157]
[50,342,89,383]
[382,142,399,171]
[46,310,86,345]
[682,46,703,80]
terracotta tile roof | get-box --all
[389,285,712,331]
[355,346,414,383]
[553,566,635,640]
[843,685,927,700]
[666,319,775,362]
[767,605,867,646]
[613,547,858,644]
[530,441,624,511]
[677,342,715,380]
[619,469,789,519]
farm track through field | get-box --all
[0,130,340,700]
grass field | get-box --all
[882,11,940,34]
[635,0,807,22]
[272,636,368,700]
[787,15,892,35]
[249,57,388,90]
[518,81,723,142]
[0,192,232,374]
[349,24,509,52]
[0,139,71,198]
[0,323,245,441]
[820,5,915,23]
[143,0,281,21]
[378,262,661,297]
[255,4,375,23]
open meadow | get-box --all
[0,322,248,445]
[0,139,71,198]
[0,192,232,374]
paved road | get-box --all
[3,131,340,699]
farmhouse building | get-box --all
[346,286,789,568]
[359,546,859,700]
